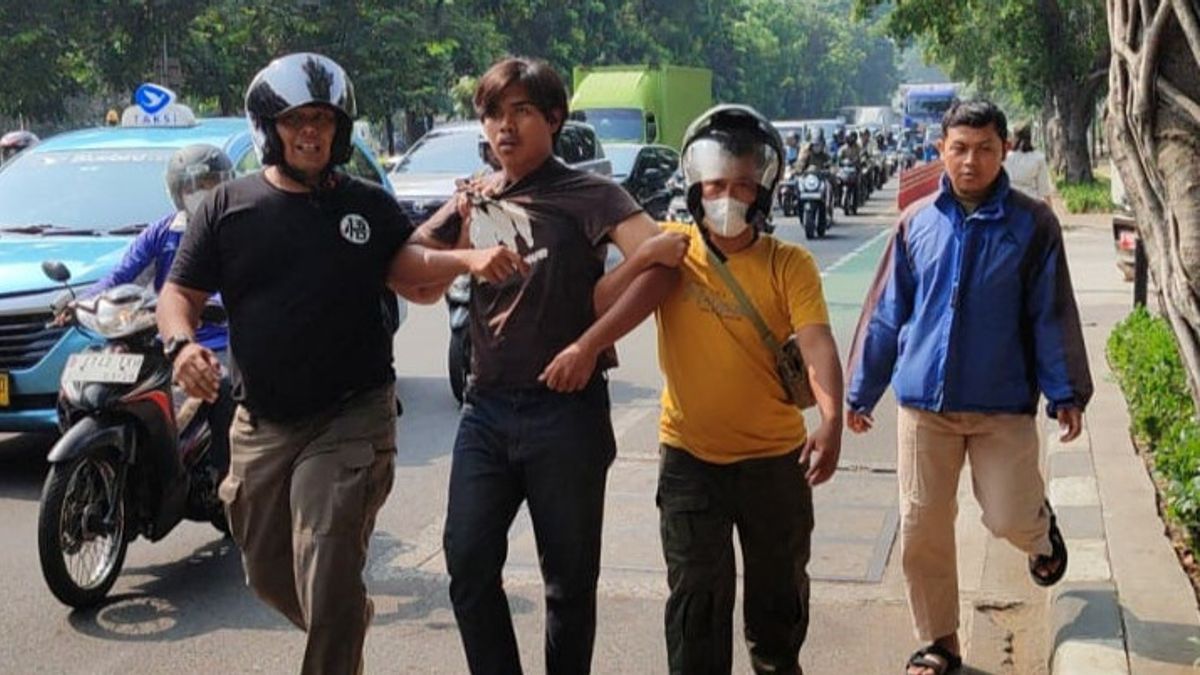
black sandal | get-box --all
[1030,499,1068,587]
[905,643,962,674]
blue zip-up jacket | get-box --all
[90,211,227,351]
[846,171,1092,418]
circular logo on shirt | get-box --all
[339,214,371,245]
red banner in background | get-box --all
[897,161,944,211]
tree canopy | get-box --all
[853,0,1109,181]
[4,0,900,134]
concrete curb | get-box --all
[1045,426,1130,674]
[1045,216,1200,674]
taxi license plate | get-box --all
[0,373,8,407]
[63,353,144,384]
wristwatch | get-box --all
[163,335,196,364]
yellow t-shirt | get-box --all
[656,221,829,464]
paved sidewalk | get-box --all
[1046,209,1200,674]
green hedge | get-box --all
[1056,177,1115,214]
[1107,307,1200,537]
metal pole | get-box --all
[1134,237,1148,307]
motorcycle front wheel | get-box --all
[803,207,816,240]
[37,449,128,608]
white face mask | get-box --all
[702,197,751,237]
[182,190,208,216]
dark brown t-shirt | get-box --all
[430,158,642,389]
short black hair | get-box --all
[474,57,567,133]
[941,99,1008,142]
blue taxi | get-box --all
[0,96,395,433]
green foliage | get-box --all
[5,0,901,135]
[1108,307,1200,539]
[1056,178,1114,213]
[854,0,1107,107]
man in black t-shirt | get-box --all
[406,57,689,674]
[158,53,522,674]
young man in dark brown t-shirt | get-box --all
[409,57,688,674]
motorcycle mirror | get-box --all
[200,303,228,325]
[42,260,71,284]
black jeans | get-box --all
[443,378,616,675]
[658,445,814,675]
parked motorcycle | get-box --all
[797,170,833,240]
[36,261,228,609]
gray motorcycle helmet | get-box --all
[679,104,783,230]
[165,144,234,212]
[244,53,356,166]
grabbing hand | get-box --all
[465,246,529,284]
[173,343,222,403]
[538,341,599,392]
[636,231,690,268]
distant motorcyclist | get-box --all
[0,130,38,164]
[784,131,801,167]
[859,129,876,162]
[838,132,863,166]
[797,132,832,173]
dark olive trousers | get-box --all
[658,445,814,675]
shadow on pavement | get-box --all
[0,433,55,501]
[366,530,536,630]
[66,536,287,641]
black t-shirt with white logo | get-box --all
[170,172,413,421]
[430,158,643,389]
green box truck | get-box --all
[569,65,713,150]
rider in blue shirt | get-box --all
[88,144,235,471]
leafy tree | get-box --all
[855,0,1109,182]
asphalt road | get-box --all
[0,182,905,674]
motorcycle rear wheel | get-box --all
[38,449,128,608]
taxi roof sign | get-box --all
[121,83,197,128]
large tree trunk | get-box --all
[1107,0,1200,415]
[1057,86,1098,182]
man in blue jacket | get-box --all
[845,100,1092,675]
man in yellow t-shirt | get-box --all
[654,105,844,675]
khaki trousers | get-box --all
[219,384,396,675]
[897,407,1053,641]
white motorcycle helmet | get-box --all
[244,53,356,168]
[679,105,784,231]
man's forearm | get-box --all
[157,282,206,339]
[593,251,651,317]
[800,327,845,427]
[581,265,678,354]
[387,244,471,291]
